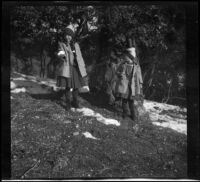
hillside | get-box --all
[11,72,187,179]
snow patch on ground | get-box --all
[11,87,27,93]
[71,107,120,126]
[11,72,187,135]
[12,77,27,81]
[82,132,100,140]
[11,72,59,90]
[144,100,187,135]
[152,121,186,134]
[144,100,186,113]
[11,81,17,89]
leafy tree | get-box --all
[10,4,186,105]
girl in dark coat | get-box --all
[115,38,143,122]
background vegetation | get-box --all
[10,4,186,106]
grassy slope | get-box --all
[11,75,187,179]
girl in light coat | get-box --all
[56,25,88,110]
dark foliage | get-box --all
[10,4,186,106]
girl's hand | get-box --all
[109,94,115,105]
[57,51,66,60]
[58,50,65,56]
[117,73,126,80]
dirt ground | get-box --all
[11,74,187,179]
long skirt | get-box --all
[57,65,86,89]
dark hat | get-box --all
[65,28,74,38]
[65,24,75,37]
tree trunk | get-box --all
[40,49,46,78]
[15,57,19,72]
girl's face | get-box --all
[65,34,72,44]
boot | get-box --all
[122,99,129,120]
[58,89,65,100]
[65,88,71,111]
[65,101,71,111]
[121,99,134,130]
[129,100,138,123]
[72,89,81,108]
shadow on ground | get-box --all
[30,90,68,111]
[79,90,121,113]
[29,87,120,116]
